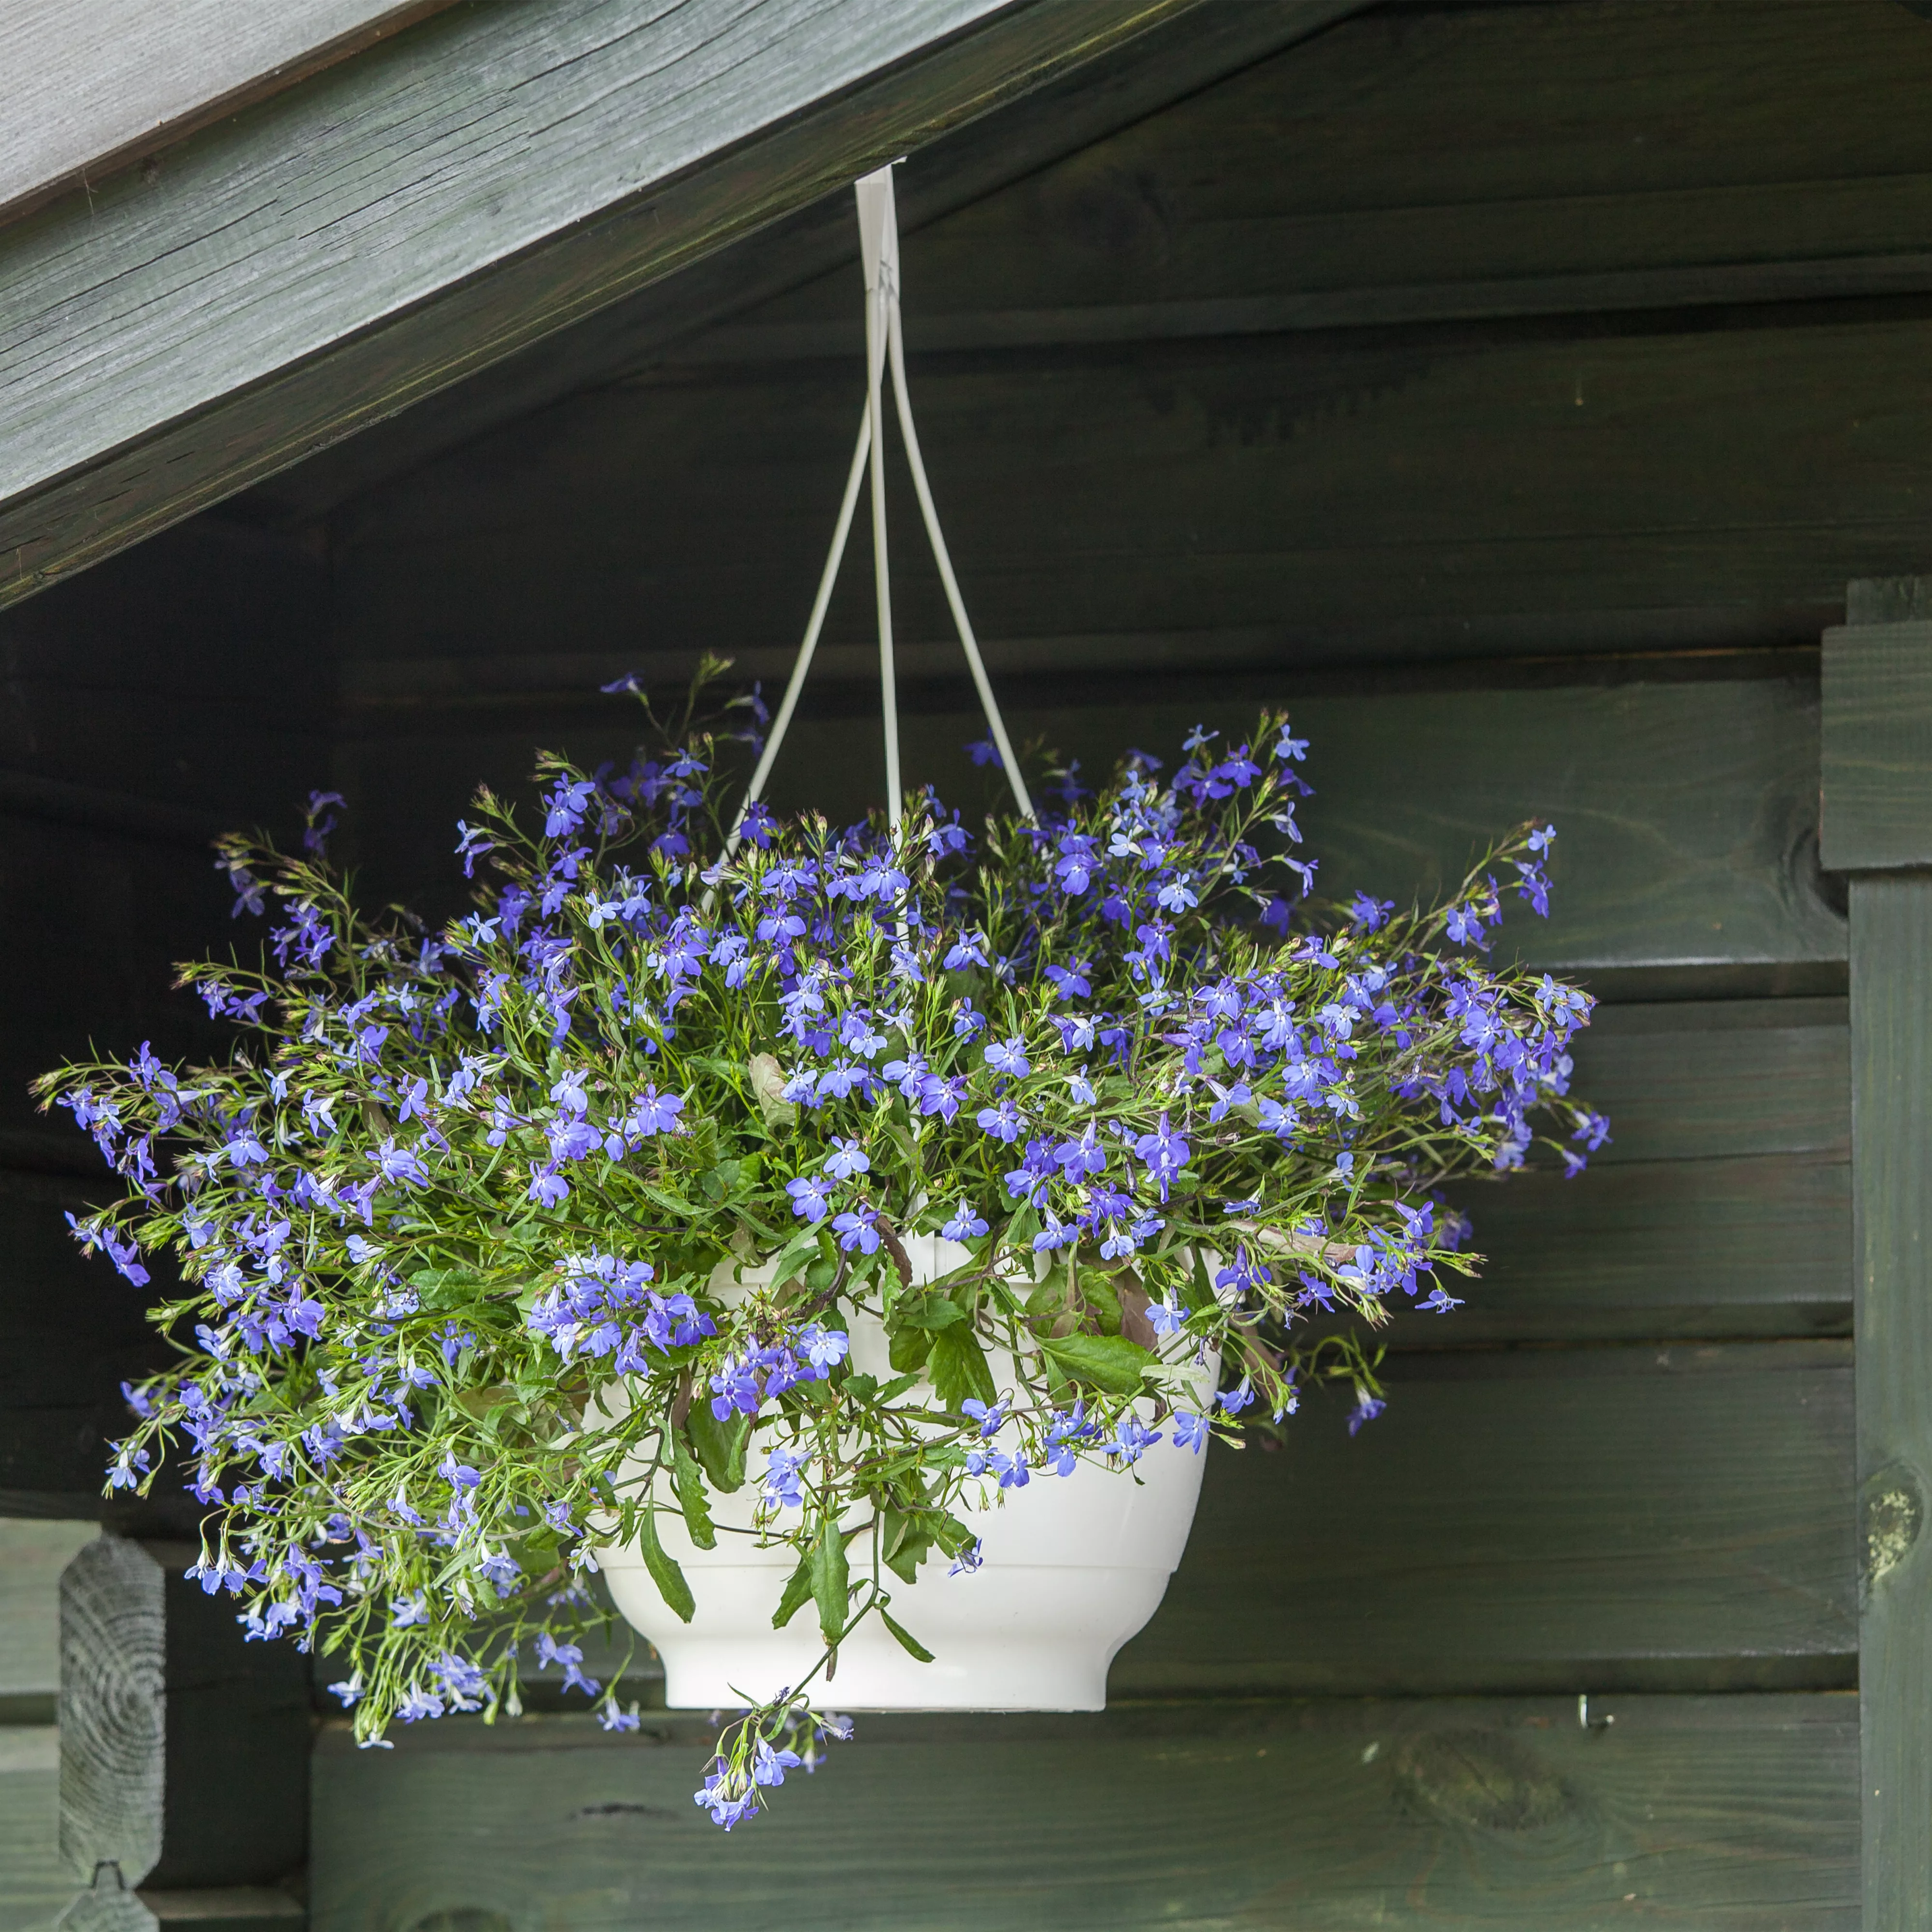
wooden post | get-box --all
[58,1537,309,1930]
[1822,575,1932,1929]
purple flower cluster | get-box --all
[525,1251,715,1368]
[708,1325,850,1419]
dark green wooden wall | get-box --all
[17,0,1932,1922]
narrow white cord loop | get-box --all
[717,159,1035,876]
[864,217,901,831]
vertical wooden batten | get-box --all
[1821,576,1932,1928]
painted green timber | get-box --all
[1436,1155,1849,1342]
[1848,881,1932,1931]
[1821,621,1932,871]
[0,0,1385,606]
[327,318,1932,673]
[1819,586,1932,1930]
[729,0,1932,349]
[310,1696,1859,1929]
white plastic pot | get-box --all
[601,1236,1216,1711]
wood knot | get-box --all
[1862,1464,1924,1594]
[1394,1729,1573,1833]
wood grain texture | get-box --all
[0,1520,99,1722]
[1847,875,1932,1929]
[1821,620,1932,871]
[310,1695,1858,1929]
[0,0,1330,607]
[56,1539,310,1895]
[1435,1154,1850,1342]
[0,0,466,230]
[59,1875,156,1932]
[337,678,1847,986]
[0,1729,70,1932]
[58,1538,163,1889]
[1116,1343,1855,1697]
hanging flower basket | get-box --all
[36,164,1605,1832]
[603,1237,1219,1711]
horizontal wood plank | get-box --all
[1116,1343,1856,1696]
[1435,1154,1850,1342]
[310,1695,1858,1929]
[0,0,465,230]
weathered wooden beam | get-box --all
[311,1695,1859,1925]
[58,1538,310,1914]
[1820,575,1932,1931]
[0,0,469,231]
[0,0,1382,609]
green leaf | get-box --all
[1024,1275,1067,1323]
[669,1433,716,1550]
[881,1506,934,1585]
[880,1608,935,1662]
[887,1325,934,1375]
[931,1512,978,1560]
[761,1228,824,1293]
[1076,1268,1124,1335]
[928,1324,998,1411]
[899,1296,966,1332]
[772,1551,815,1630]
[638,1509,695,1623]
[1185,1247,1218,1313]
[684,1407,750,1493]
[1038,1330,1155,1395]
[811,1515,850,1646]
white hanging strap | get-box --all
[857,166,903,832]
[721,159,1035,863]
